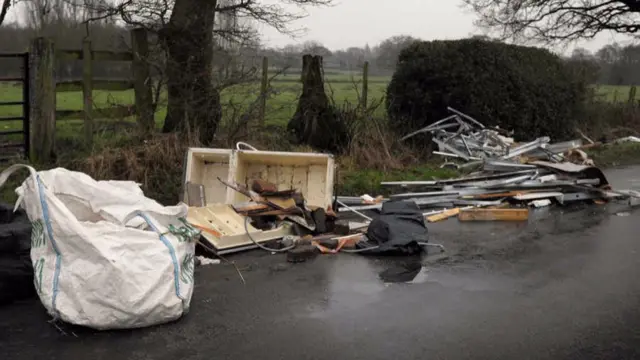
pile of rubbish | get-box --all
[183,145,436,260]
[0,144,439,330]
[1,130,638,331]
[337,108,640,222]
[401,107,598,169]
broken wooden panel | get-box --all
[251,179,278,194]
[183,148,233,205]
[184,147,335,208]
[427,208,461,222]
[187,204,292,252]
[458,208,529,222]
[230,150,335,209]
[185,183,206,207]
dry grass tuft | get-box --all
[76,133,196,205]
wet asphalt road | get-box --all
[2,167,640,359]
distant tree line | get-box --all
[567,44,640,87]
[0,15,422,80]
[262,35,420,75]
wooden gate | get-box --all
[0,52,29,160]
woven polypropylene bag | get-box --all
[0,165,198,330]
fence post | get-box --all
[361,61,369,109]
[28,37,56,163]
[131,28,154,136]
[82,37,93,147]
[259,56,268,126]
[628,86,637,105]
[22,54,30,160]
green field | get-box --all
[593,85,640,102]
[0,73,389,138]
[0,76,636,140]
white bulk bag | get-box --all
[0,164,198,330]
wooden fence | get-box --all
[30,28,152,162]
[255,57,371,125]
[29,33,370,161]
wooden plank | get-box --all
[57,49,133,61]
[0,52,28,58]
[361,61,369,108]
[56,104,134,120]
[94,51,134,61]
[263,196,296,209]
[29,37,56,163]
[82,38,94,146]
[232,202,270,213]
[131,28,154,135]
[56,79,134,92]
[0,116,24,121]
[0,130,24,135]
[0,142,25,148]
[259,56,268,125]
[427,208,461,223]
[56,50,82,60]
[458,208,529,222]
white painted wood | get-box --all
[183,148,233,204]
[187,204,292,251]
[184,147,335,209]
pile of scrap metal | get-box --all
[402,107,598,170]
[333,107,636,222]
[338,160,640,223]
[182,145,437,261]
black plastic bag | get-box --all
[0,203,35,305]
[361,200,428,255]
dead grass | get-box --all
[587,142,640,167]
[62,105,449,204]
[580,97,640,141]
[73,133,197,205]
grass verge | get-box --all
[587,142,640,167]
[339,165,457,198]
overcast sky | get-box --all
[6,0,635,54]
[257,0,635,54]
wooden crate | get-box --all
[183,148,335,209]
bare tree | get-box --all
[0,0,11,26]
[79,0,332,144]
[374,35,419,70]
[301,40,331,56]
[463,0,640,43]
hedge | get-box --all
[386,39,589,141]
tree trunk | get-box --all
[0,0,11,27]
[287,55,347,152]
[161,0,221,145]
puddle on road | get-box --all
[378,262,423,283]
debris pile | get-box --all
[184,145,435,259]
[337,108,640,222]
[402,107,596,169]
[339,159,639,221]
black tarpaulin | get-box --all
[360,200,428,255]
[0,203,35,306]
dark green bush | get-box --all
[386,39,589,140]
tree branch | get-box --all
[0,0,11,26]
[464,0,640,44]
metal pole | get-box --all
[336,200,373,221]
